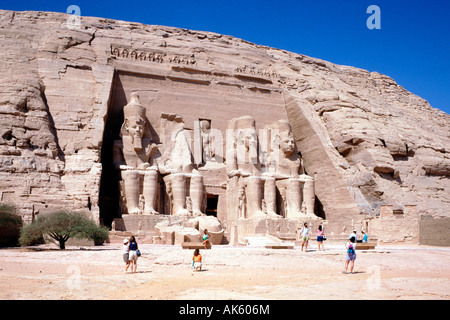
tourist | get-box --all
[362,230,368,243]
[348,230,358,242]
[127,236,139,273]
[192,249,202,271]
[202,229,210,249]
[300,223,310,252]
[343,236,357,274]
[123,238,130,273]
[316,225,325,251]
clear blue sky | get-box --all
[2,0,449,114]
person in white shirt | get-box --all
[123,238,130,273]
[299,223,310,252]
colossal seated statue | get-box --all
[226,117,317,220]
[157,113,205,216]
[226,116,265,218]
[113,92,159,215]
[264,120,316,218]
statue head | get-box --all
[270,120,296,157]
[279,130,295,155]
[122,92,146,151]
[226,116,260,170]
[200,119,210,133]
[235,116,257,151]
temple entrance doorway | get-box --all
[205,194,218,217]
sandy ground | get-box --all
[0,241,449,300]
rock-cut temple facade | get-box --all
[0,10,449,245]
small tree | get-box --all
[82,219,110,246]
[20,210,109,249]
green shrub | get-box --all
[85,223,110,245]
[20,210,109,249]
[0,204,23,247]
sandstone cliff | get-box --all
[0,10,448,234]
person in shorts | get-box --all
[127,236,139,274]
[343,236,357,274]
[123,238,130,273]
[192,249,202,271]
[202,229,210,249]
[299,223,310,252]
[316,225,325,251]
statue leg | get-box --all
[303,178,316,217]
[122,170,140,214]
[286,178,304,219]
[245,176,265,218]
[143,169,159,215]
[170,173,190,216]
[190,173,204,216]
[264,177,279,217]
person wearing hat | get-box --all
[123,238,131,272]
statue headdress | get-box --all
[123,92,145,120]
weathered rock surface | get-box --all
[155,215,224,245]
[0,10,448,236]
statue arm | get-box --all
[272,172,291,180]
[226,147,240,177]
[300,157,305,175]
[156,158,178,174]
[113,140,125,169]
[145,142,159,159]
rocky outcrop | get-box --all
[0,10,448,236]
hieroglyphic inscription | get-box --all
[110,45,196,65]
[234,66,279,79]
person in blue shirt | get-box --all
[362,230,368,243]
[127,236,139,273]
[202,229,211,249]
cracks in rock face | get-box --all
[39,86,65,163]
[88,30,96,46]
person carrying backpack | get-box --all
[343,236,357,274]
